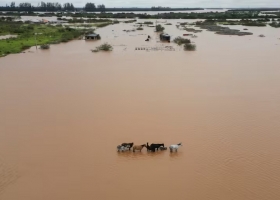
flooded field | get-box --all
[0,20,280,200]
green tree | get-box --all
[85,3,96,11]
[10,2,15,7]
[155,24,164,32]
[63,2,75,11]
[97,4,105,12]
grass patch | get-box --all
[144,21,153,25]
[0,21,84,56]
[94,21,120,28]
[123,20,137,23]
[95,23,111,28]
[180,22,189,26]
[76,24,95,28]
[184,28,203,33]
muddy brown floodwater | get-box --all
[0,20,280,200]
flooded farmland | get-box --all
[0,19,280,200]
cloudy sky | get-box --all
[0,0,279,8]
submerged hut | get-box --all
[85,34,100,40]
[160,33,171,42]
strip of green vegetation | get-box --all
[95,22,112,27]
[92,20,119,28]
[57,17,112,24]
[2,11,280,24]
[269,22,280,28]
[61,11,280,20]
[2,10,280,20]
[123,19,137,23]
[217,19,267,26]
[0,21,85,56]
[144,21,153,24]
[180,22,189,26]
[184,27,203,33]
[195,20,253,36]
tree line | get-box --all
[0,2,106,11]
[84,3,105,11]
[0,3,204,12]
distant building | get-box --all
[85,33,100,40]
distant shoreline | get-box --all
[1,6,280,12]
[0,3,280,13]
[0,7,204,12]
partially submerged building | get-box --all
[160,33,171,42]
[85,34,100,40]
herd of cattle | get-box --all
[117,142,182,152]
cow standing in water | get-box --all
[150,143,165,151]
[121,143,134,151]
[133,144,146,152]
[169,143,182,152]
[146,143,156,152]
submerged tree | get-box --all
[92,43,113,52]
[184,43,196,51]
[40,44,50,49]
[155,24,164,32]
[173,37,191,45]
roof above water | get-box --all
[86,34,99,37]
[160,33,170,37]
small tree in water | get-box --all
[173,37,191,46]
[92,43,113,52]
[155,24,165,32]
[184,43,196,51]
[40,44,50,49]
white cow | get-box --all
[169,143,182,152]
[117,145,129,152]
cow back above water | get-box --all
[150,143,164,151]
